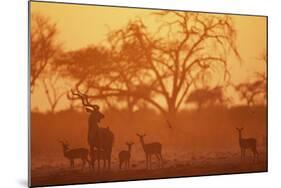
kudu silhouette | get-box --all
[119,142,134,170]
[136,133,163,169]
[58,139,90,169]
[68,89,114,172]
[236,128,259,163]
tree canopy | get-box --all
[55,11,241,120]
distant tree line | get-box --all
[30,11,266,119]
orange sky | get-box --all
[30,1,267,112]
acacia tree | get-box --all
[185,86,227,111]
[56,11,241,126]
[30,13,59,92]
[55,44,152,115]
[234,53,266,106]
[235,80,265,106]
[89,12,240,120]
[54,46,121,110]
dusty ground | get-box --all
[31,151,267,187]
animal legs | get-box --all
[91,160,95,170]
[253,148,259,163]
[70,159,74,168]
[90,147,95,171]
[108,152,111,171]
[156,154,161,168]
[81,158,86,169]
[159,153,163,168]
[146,154,148,169]
[85,156,91,168]
[119,160,123,170]
[149,155,152,169]
[97,148,100,172]
[241,148,246,160]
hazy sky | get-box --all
[30,1,267,112]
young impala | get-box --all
[236,128,259,163]
[58,139,90,168]
[119,142,134,170]
[136,133,163,169]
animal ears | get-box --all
[136,133,146,137]
[57,139,69,145]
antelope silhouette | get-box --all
[236,128,259,163]
[136,133,163,169]
[119,142,134,170]
[58,139,90,168]
[68,89,114,172]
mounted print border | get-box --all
[29,1,268,187]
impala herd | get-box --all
[57,89,261,172]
